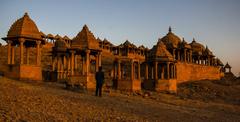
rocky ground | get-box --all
[0,77,240,121]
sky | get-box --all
[0,0,240,76]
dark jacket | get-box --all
[95,71,104,84]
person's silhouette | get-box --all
[95,66,104,97]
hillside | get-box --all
[0,77,240,121]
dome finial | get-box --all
[169,26,172,32]
[83,24,89,31]
[24,12,29,17]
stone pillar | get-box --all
[138,62,141,80]
[52,57,55,71]
[86,50,90,75]
[197,56,200,64]
[154,62,158,80]
[99,52,102,67]
[57,56,61,79]
[96,55,99,72]
[117,60,121,80]
[174,65,176,78]
[26,47,29,64]
[63,56,66,70]
[161,65,164,79]
[74,55,78,70]
[70,51,75,76]
[178,51,180,60]
[173,65,175,78]
[67,56,71,75]
[19,38,25,65]
[167,62,170,79]
[81,57,84,75]
[11,46,15,64]
[184,49,187,62]
[36,40,41,66]
[189,50,193,63]
[145,63,148,80]
[208,57,211,65]
[131,60,134,80]
[150,66,153,79]
[7,40,12,65]
[172,49,176,60]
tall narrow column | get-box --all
[99,52,102,67]
[189,50,193,63]
[96,55,99,72]
[173,65,175,78]
[81,57,84,75]
[63,56,66,70]
[7,40,12,65]
[138,62,141,80]
[161,65,164,79]
[130,60,134,80]
[86,50,90,75]
[167,62,170,79]
[11,45,15,64]
[19,38,25,65]
[70,51,75,76]
[57,56,61,79]
[26,47,29,64]
[178,51,180,60]
[145,63,148,80]
[184,49,187,62]
[154,62,158,80]
[74,55,78,70]
[117,60,121,80]
[52,57,55,71]
[208,57,211,65]
[172,49,176,60]
[67,56,71,75]
[36,40,41,66]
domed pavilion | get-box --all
[2,13,44,81]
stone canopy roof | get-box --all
[71,25,100,50]
[216,58,224,66]
[179,38,191,49]
[161,27,181,49]
[190,38,205,55]
[224,62,232,68]
[149,40,173,61]
[203,46,214,57]
[6,13,41,40]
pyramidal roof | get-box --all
[7,12,41,39]
[72,25,99,50]
[224,62,231,68]
[150,40,173,61]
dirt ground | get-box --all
[0,77,240,121]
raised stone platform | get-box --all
[5,64,42,81]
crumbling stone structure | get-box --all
[1,13,225,92]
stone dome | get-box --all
[190,38,205,55]
[55,39,67,48]
[161,27,181,49]
[203,46,214,56]
[7,13,41,39]
[53,39,68,52]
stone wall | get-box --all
[176,62,221,83]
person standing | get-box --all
[95,66,104,97]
